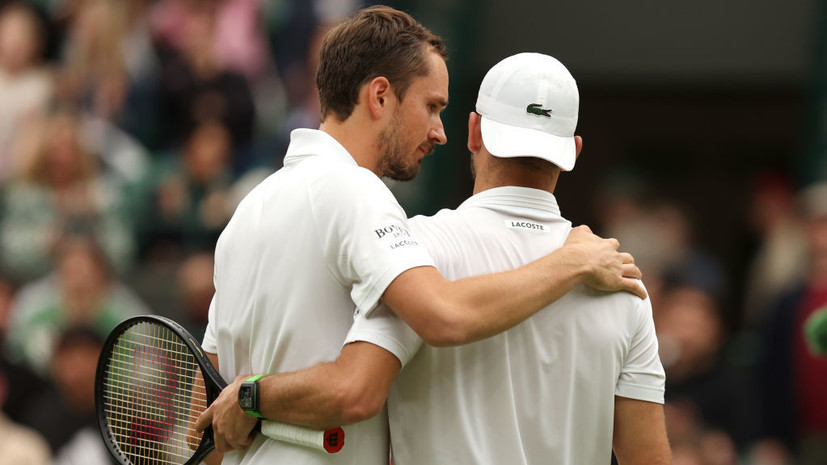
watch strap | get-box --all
[245,374,265,383]
[241,374,266,418]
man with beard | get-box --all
[198,7,646,465]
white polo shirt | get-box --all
[345,186,665,465]
[202,128,435,465]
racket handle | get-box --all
[259,420,345,454]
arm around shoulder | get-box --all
[381,226,645,347]
[382,249,590,346]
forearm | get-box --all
[257,342,400,428]
[613,397,671,465]
[443,246,590,341]
[615,443,671,465]
[257,362,354,429]
[385,225,644,346]
[386,246,590,346]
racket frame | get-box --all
[95,315,227,465]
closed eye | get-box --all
[428,98,449,114]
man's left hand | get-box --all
[195,374,259,453]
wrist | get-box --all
[557,244,593,281]
[238,375,266,418]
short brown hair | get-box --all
[316,5,447,122]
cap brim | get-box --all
[480,116,576,171]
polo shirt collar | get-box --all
[459,186,562,218]
[284,128,359,167]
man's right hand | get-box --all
[563,225,647,299]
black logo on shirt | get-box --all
[375,224,419,249]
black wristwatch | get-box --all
[238,374,265,418]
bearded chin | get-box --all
[377,125,419,182]
[382,158,419,181]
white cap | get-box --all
[475,52,579,171]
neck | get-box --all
[472,151,560,195]
[319,114,382,176]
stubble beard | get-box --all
[469,155,477,181]
[377,113,421,182]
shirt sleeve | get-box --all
[615,295,666,404]
[309,168,435,315]
[201,296,218,353]
[202,249,220,353]
[344,301,424,367]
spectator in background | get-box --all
[596,182,727,309]
[152,0,280,170]
[5,235,147,375]
[0,109,135,281]
[151,0,270,80]
[118,0,162,148]
[760,182,827,465]
[52,0,162,151]
[656,281,761,457]
[136,121,238,261]
[155,0,255,157]
[0,360,51,465]
[741,172,807,329]
[21,325,113,464]
[177,252,214,341]
[0,273,45,423]
[0,1,54,181]
[274,0,364,148]
[55,0,129,122]
[54,0,154,186]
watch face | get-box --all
[238,384,255,410]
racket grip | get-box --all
[259,420,345,454]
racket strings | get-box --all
[100,321,210,464]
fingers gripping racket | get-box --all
[95,315,345,465]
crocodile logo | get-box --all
[526,103,552,117]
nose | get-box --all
[430,117,447,145]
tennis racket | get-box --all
[95,315,345,465]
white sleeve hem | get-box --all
[344,330,417,367]
[354,259,435,317]
[615,383,665,404]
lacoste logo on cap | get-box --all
[526,103,552,117]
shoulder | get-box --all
[408,208,466,237]
[575,282,654,324]
[319,161,388,190]
[305,164,400,215]
[282,156,389,195]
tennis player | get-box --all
[373,53,671,464]
[197,7,646,465]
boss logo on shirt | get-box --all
[375,224,420,249]
[505,220,550,233]
[374,224,410,239]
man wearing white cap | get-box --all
[201,51,669,464]
[372,51,671,464]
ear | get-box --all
[366,76,393,120]
[574,135,583,159]
[467,112,483,153]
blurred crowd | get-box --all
[0,1,826,464]
[0,0,365,463]
[595,174,827,465]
